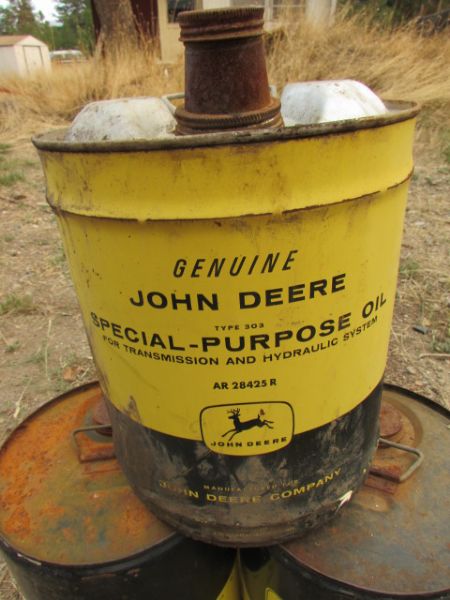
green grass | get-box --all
[0,294,36,316]
[0,171,24,186]
[25,347,45,365]
[432,337,450,353]
[52,377,72,394]
[51,246,67,266]
[432,321,450,354]
[0,145,33,187]
[399,257,420,280]
[0,148,25,187]
[443,134,450,164]
[5,340,20,353]
[50,352,89,394]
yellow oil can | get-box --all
[33,100,418,546]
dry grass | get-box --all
[268,9,450,102]
[0,42,184,141]
[266,7,450,158]
[0,8,449,153]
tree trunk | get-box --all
[305,0,337,28]
[92,0,139,53]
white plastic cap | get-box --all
[65,97,176,142]
[281,80,387,126]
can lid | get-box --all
[0,382,173,566]
[279,386,450,596]
[178,7,265,42]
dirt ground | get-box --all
[0,133,448,597]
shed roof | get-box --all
[0,35,44,47]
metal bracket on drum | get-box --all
[370,438,424,483]
[72,424,116,463]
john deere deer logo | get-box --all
[222,408,274,441]
[201,402,292,456]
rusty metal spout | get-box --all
[175,7,283,134]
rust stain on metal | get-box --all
[370,462,403,480]
[280,387,450,596]
[364,474,398,494]
[92,396,113,436]
[123,395,142,423]
[0,382,173,566]
[369,397,419,484]
[73,426,116,463]
[379,402,402,438]
[175,7,282,134]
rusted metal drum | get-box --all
[240,385,450,599]
[0,383,239,600]
[33,100,419,546]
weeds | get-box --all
[22,159,38,168]
[4,341,20,353]
[25,347,45,365]
[0,40,183,141]
[0,145,29,187]
[0,294,36,316]
[432,321,450,354]
[442,131,450,164]
[51,352,93,393]
[267,9,450,105]
[425,175,438,186]
[51,247,67,267]
[266,8,450,159]
[399,257,420,280]
[0,171,24,187]
[52,377,72,394]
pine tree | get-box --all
[54,0,94,51]
[54,0,94,52]
[0,0,39,36]
[16,0,36,33]
[0,5,17,34]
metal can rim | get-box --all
[32,100,420,155]
[0,526,182,574]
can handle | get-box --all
[370,438,424,483]
[161,92,184,115]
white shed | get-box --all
[0,35,51,77]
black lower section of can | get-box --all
[109,384,381,546]
[240,547,450,600]
[0,534,236,600]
